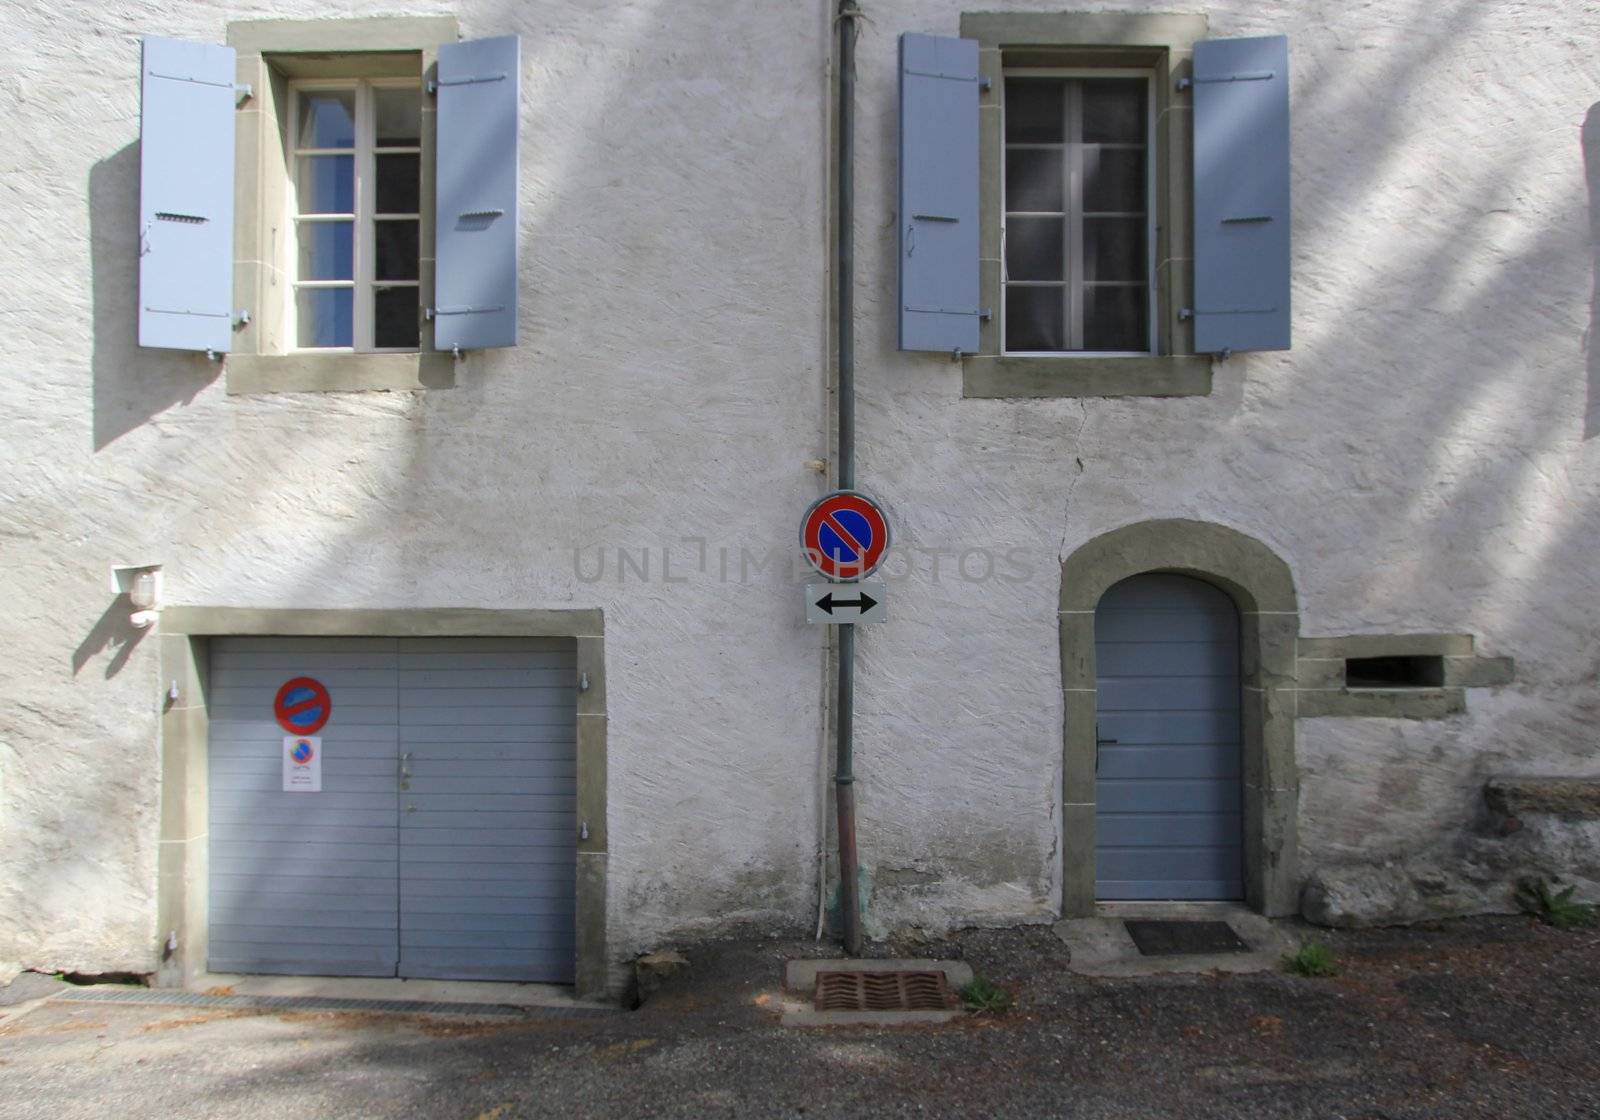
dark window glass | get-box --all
[1005,216,1064,281]
[374,287,420,348]
[374,220,420,281]
[1083,148,1144,213]
[375,154,421,214]
[1083,286,1145,351]
[1084,217,1144,282]
[1004,79,1064,143]
[1006,286,1065,351]
[1081,79,1145,143]
[1006,149,1063,212]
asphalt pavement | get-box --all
[1,915,1596,1119]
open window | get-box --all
[137,23,520,391]
[898,19,1291,397]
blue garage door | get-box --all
[206,637,577,982]
[1094,574,1243,900]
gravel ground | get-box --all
[0,915,1596,1119]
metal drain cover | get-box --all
[813,970,953,1012]
[1124,920,1250,957]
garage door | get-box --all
[207,637,577,982]
[1094,574,1243,900]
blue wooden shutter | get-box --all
[897,33,980,354]
[138,37,236,353]
[1191,34,1290,354]
[433,36,520,352]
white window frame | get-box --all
[287,77,423,354]
[1000,67,1157,358]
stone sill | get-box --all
[963,355,1212,399]
[1485,776,1600,821]
[225,352,456,395]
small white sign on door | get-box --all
[282,736,322,793]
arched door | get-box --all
[1094,573,1243,900]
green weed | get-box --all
[1282,940,1339,977]
[1516,878,1597,930]
[958,976,1013,1014]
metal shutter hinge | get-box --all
[235,84,253,105]
[1178,70,1276,91]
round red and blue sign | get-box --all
[274,677,332,735]
[800,490,892,581]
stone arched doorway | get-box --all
[1059,520,1300,917]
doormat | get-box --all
[1124,920,1250,957]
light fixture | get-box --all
[110,564,163,629]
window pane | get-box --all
[374,287,420,348]
[374,88,421,147]
[1005,149,1063,212]
[1005,216,1064,281]
[1084,217,1144,282]
[296,287,353,348]
[1006,286,1065,351]
[297,155,354,214]
[375,154,421,214]
[1080,79,1146,144]
[1084,286,1147,351]
[1083,148,1145,214]
[297,91,356,149]
[374,220,420,281]
[1004,78,1064,143]
[297,221,353,280]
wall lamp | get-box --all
[110,564,163,629]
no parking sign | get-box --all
[274,677,332,735]
[800,490,891,581]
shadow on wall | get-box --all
[71,594,149,679]
[89,141,219,451]
[1584,103,1600,440]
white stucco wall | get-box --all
[1,0,1597,973]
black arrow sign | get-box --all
[816,591,878,615]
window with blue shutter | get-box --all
[433,35,521,352]
[1191,35,1291,354]
[897,33,981,355]
[138,37,237,354]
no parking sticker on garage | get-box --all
[800,490,892,581]
[273,676,332,735]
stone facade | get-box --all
[1,0,1597,986]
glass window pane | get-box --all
[1083,148,1145,214]
[1006,286,1065,351]
[374,287,420,348]
[297,91,356,149]
[1004,78,1064,143]
[1005,149,1063,212]
[296,155,354,214]
[373,88,421,147]
[1005,216,1064,281]
[374,220,419,281]
[1080,79,1146,144]
[1084,217,1145,282]
[296,287,353,348]
[297,221,353,281]
[1084,286,1147,351]
[375,154,421,214]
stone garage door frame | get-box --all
[155,608,609,999]
[1059,520,1300,918]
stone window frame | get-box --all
[960,12,1213,399]
[156,608,611,1000]
[225,18,459,395]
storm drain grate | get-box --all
[1124,920,1250,957]
[56,988,614,1019]
[813,971,953,1012]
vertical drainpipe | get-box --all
[834,0,862,956]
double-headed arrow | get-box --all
[815,590,878,615]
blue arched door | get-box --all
[1094,573,1243,900]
